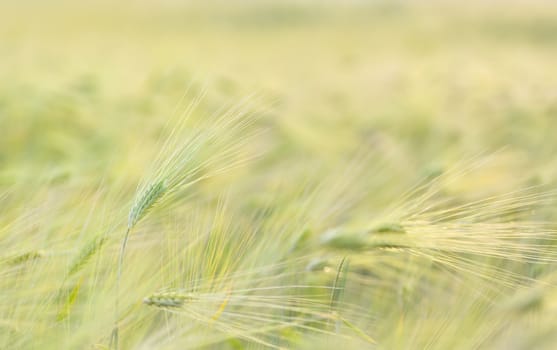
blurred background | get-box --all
[1,0,557,185]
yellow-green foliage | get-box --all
[2,1,557,349]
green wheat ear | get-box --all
[114,179,167,350]
[370,222,406,234]
[2,250,44,266]
[321,228,410,251]
[56,278,83,322]
[143,291,195,308]
[128,180,167,229]
[321,229,368,250]
[68,235,107,277]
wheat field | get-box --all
[2,1,557,349]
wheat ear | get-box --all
[112,179,167,349]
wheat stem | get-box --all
[112,227,130,350]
